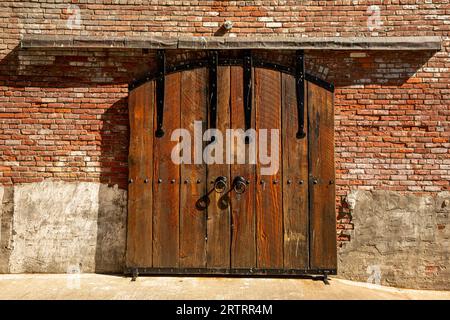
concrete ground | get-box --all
[0,274,449,300]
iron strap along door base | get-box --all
[125,267,336,277]
[126,49,336,278]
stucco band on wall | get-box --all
[338,190,450,290]
[0,181,126,274]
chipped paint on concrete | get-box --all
[3,181,126,273]
[338,190,450,290]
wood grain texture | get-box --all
[179,68,208,268]
[308,82,337,270]
[126,81,154,268]
[255,68,283,269]
[152,73,181,267]
[206,66,231,268]
[230,66,257,268]
[282,74,309,269]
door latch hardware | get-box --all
[233,176,247,194]
[155,49,166,138]
[214,176,228,193]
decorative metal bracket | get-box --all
[155,50,166,138]
[209,51,218,141]
[296,50,306,139]
[243,50,252,143]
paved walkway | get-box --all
[0,274,449,300]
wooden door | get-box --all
[126,54,336,275]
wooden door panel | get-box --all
[126,81,154,268]
[308,81,337,270]
[152,73,181,268]
[255,68,283,269]
[206,66,231,268]
[282,74,309,269]
[127,56,336,274]
[230,66,257,268]
[179,68,208,268]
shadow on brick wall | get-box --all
[0,46,158,187]
[306,50,436,87]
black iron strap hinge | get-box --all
[296,50,306,139]
[209,51,218,141]
[155,49,166,138]
[243,50,252,143]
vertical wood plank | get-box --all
[179,68,208,268]
[282,74,309,269]
[152,73,181,267]
[126,81,154,268]
[230,66,257,268]
[255,68,283,269]
[308,81,337,270]
[206,66,231,268]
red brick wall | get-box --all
[1,1,449,242]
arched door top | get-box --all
[129,50,334,92]
[129,50,334,141]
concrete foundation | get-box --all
[338,190,450,290]
[0,181,127,274]
[1,182,449,290]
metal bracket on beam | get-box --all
[243,50,252,143]
[296,50,306,139]
[209,51,218,142]
[155,50,166,138]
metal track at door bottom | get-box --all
[124,267,336,277]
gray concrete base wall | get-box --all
[1,181,449,290]
[0,181,127,274]
[338,190,450,290]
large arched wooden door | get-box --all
[126,51,336,276]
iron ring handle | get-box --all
[233,176,247,194]
[214,176,228,193]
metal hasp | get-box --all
[209,51,218,140]
[295,50,306,139]
[155,49,166,137]
[243,50,252,143]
